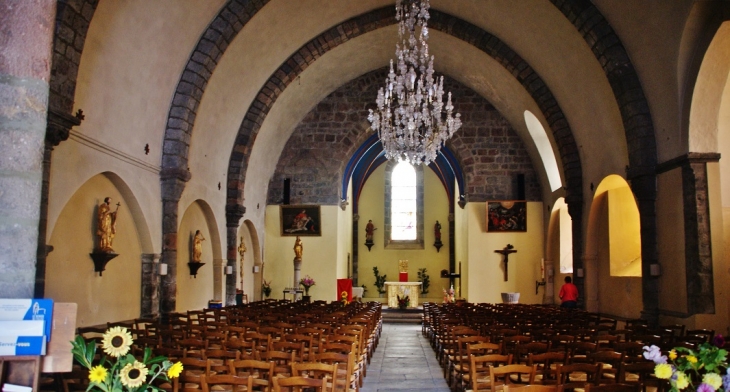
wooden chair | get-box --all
[587,350,624,384]
[292,362,338,392]
[584,384,639,392]
[528,351,567,385]
[316,351,357,392]
[272,375,330,392]
[262,350,296,377]
[201,374,253,392]
[451,335,491,390]
[489,364,536,391]
[618,360,667,392]
[503,385,563,392]
[556,363,602,391]
[204,348,240,374]
[467,354,513,392]
[228,359,275,392]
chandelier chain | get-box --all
[368,0,461,165]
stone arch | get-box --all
[241,219,263,301]
[549,0,658,317]
[223,6,583,227]
[690,22,730,154]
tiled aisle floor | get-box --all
[360,323,450,392]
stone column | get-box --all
[213,258,224,301]
[543,260,554,305]
[140,253,161,318]
[293,258,302,290]
[0,0,56,298]
[160,168,190,318]
[225,204,245,306]
[35,109,82,298]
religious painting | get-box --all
[486,201,527,232]
[280,205,321,236]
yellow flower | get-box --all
[655,363,673,379]
[675,371,689,390]
[167,361,184,378]
[703,373,723,389]
[119,360,149,388]
[669,350,677,360]
[88,365,107,384]
[101,326,133,357]
[687,355,698,364]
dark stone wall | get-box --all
[267,69,541,205]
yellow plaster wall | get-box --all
[264,205,340,301]
[177,202,215,311]
[466,201,544,304]
[607,187,642,276]
[594,199,642,319]
[356,165,450,302]
[656,169,688,314]
[46,174,141,327]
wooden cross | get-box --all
[495,244,517,281]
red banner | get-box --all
[399,272,408,282]
[337,279,353,302]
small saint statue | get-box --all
[294,236,303,259]
[192,230,205,262]
[97,197,120,253]
[238,236,246,287]
[365,220,376,241]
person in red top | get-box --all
[559,276,579,308]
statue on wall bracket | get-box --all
[365,220,376,251]
[188,230,206,278]
[90,197,121,276]
[433,220,443,252]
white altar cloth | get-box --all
[385,281,422,308]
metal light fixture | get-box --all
[368,0,462,165]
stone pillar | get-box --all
[0,0,56,298]
[543,260,554,305]
[160,168,190,318]
[629,170,660,325]
[293,258,302,289]
[448,212,456,288]
[566,193,584,309]
[213,258,224,301]
[140,253,161,318]
[679,154,718,315]
[35,109,82,298]
[225,204,245,306]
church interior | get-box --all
[3,0,730,337]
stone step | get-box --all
[382,307,423,324]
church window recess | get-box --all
[384,160,424,249]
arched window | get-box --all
[384,160,424,248]
[391,161,417,240]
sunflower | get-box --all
[88,365,108,384]
[167,361,184,378]
[119,360,149,388]
[101,326,133,357]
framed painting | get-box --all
[486,201,527,232]
[280,205,321,236]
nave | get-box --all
[361,323,449,392]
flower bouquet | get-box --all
[70,326,182,391]
[397,295,410,309]
[299,275,316,295]
[262,279,272,298]
[643,335,728,392]
[443,285,455,304]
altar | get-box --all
[385,281,422,308]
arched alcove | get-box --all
[585,175,642,318]
[240,220,263,301]
[177,200,222,311]
[546,197,573,304]
[46,172,149,327]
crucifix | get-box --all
[494,244,517,281]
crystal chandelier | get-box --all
[368,0,461,165]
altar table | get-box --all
[385,281,422,308]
